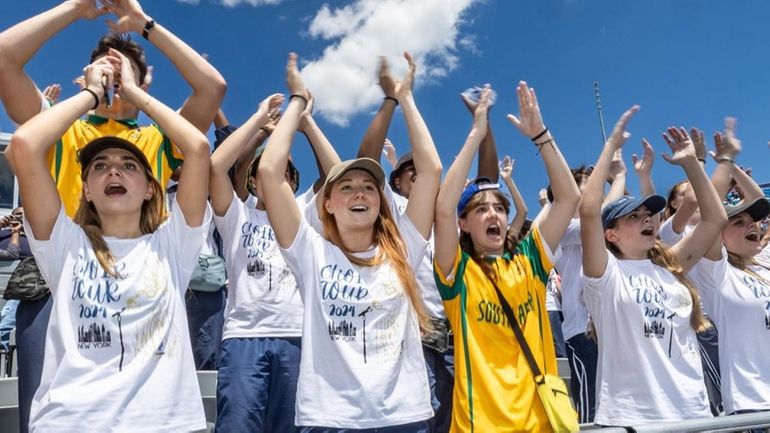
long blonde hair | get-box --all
[320,181,431,331]
[73,161,167,278]
[606,239,711,332]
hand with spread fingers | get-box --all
[661,127,698,166]
[507,81,546,139]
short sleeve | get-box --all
[156,200,212,289]
[581,251,622,309]
[280,219,321,297]
[24,205,81,293]
[433,246,469,301]
[213,191,244,245]
[516,226,560,285]
[688,251,727,295]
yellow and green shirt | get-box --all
[49,115,183,217]
[434,227,558,433]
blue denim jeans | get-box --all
[215,336,302,433]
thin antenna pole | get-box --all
[593,81,607,144]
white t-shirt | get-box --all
[390,192,446,319]
[26,202,209,432]
[545,269,561,312]
[582,253,711,425]
[659,218,694,247]
[689,250,770,413]
[280,215,433,428]
[554,218,590,340]
[214,191,305,339]
[754,243,770,268]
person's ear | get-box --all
[83,182,92,202]
[604,228,619,243]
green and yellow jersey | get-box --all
[434,227,558,433]
[49,115,183,217]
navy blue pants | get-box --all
[548,310,567,358]
[185,287,226,370]
[565,332,598,424]
[215,337,301,433]
[15,293,53,433]
[299,421,430,433]
[423,343,454,433]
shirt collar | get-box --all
[87,114,139,129]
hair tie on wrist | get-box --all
[384,96,399,105]
[290,94,308,106]
[697,158,706,164]
[531,128,549,142]
[142,20,156,40]
[260,126,271,135]
[81,88,100,111]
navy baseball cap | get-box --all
[724,197,770,221]
[457,177,501,216]
[601,194,666,229]
[388,152,414,190]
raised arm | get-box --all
[259,53,307,248]
[10,57,116,239]
[102,0,226,132]
[299,94,341,182]
[0,1,108,126]
[357,58,398,160]
[396,52,443,238]
[633,139,656,196]
[500,156,528,240]
[210,94,284,215]
[580,106,639,278]
[703,118,747,260]
[231,113,277,201]
[508,81,580,252]
[434,89,490,276]
[663,127,728,272]
[461,90,499,181]
[604,149,628,207]
[108,49,210,226]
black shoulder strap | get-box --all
[490,279,544,381]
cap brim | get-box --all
[77,137,152,174]
[727,197,770,221]
[325,158,385,193]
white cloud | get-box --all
[301,0,479,126]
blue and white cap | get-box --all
[601,194,666,229]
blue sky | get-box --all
[2,0,770,211]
